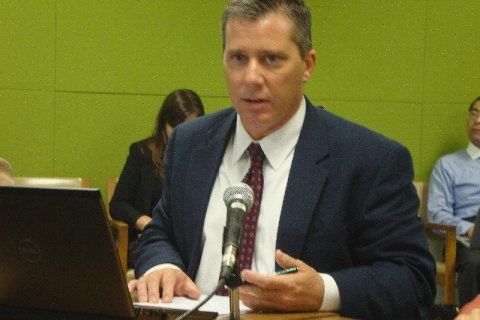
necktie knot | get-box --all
[247,143,265,167]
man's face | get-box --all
[468,100,480,148]
[223,13,315,140]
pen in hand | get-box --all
[240,266,299,285]
[275,266,299,275]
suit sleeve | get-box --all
[109,143,143,226]
[134,130,185,277]
[332,144,436,319]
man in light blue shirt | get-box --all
[428,96,480,306]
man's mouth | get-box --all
[244,98,267,104]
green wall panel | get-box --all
[2,1,480,190]
[423,0,479,103]
[200,96,233,114]
[0,89,55,175]
[322,100,422,178]
[54,92,163,194]
[307,1,426,102]
[54,93,231,195]
[56,1,227,96]
[420,102,470,181]
[0,0,55,90]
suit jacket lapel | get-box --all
[184,109,237,276]
[276,101,330,260]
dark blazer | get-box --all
[136,99,436,319]
[110,140,163,242]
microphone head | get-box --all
[223,182,254,211]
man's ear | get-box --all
[303,49,316,83]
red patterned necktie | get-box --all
[218,143,265,295]
[238,143,265,271]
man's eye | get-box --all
[232,54,246,63]
[266,55,277,64]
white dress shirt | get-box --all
[147,97,339,310]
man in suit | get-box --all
[129,0,436,318]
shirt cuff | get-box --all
[458,220,475,236]
[143,263,181,276]
[319,273,340,311]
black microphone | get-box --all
[176,183,254,320]
[219,182,254,281]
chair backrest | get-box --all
[413,181,446,257]
[0,158,15,186]
[107,177,118,205]
[106,177,129,273]
[13,177,90,188]
[0,157,14,176]
[414,181,428,218]
[414,180,457,304]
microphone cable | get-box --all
[175,278,226,320]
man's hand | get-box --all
[135,215,152,231]
[128,268,201,303]
[456,309,480,320]
[455,294,480,320]
[468,226,475,239]
[239,249,324,311]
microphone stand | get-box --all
[225,263,243,320]
[228,288,241,320]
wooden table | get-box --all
[218,312,352,319]
[240,312,350,319]
[150,310,353,320]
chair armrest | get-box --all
[423,221,457,267]
[424,222,457,261]
[423,221,457,304]
[109,218,129,272]
[424,221,456,233]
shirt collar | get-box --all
[466,142,480,160]
[232,97,306,170]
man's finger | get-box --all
[146,274,161,303]
[136,278,149,302]
[180,279,202,300]
[241,269,286,290]
[160,271,176,303]
[275,249,301,270]
[127,279,137,293]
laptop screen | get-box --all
[0,186,136,319]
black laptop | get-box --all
[0,186,217,320]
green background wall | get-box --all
[1,1,479,197]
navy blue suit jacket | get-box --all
[136,99,436,319]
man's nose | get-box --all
[244,61,264,85]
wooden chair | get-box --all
[0,157,15,186]
[107,177,129,273]
[13,176,90,188]
[414,181,457,305]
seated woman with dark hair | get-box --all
[110,89,205,268]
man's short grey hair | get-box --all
[222,0,313,57]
